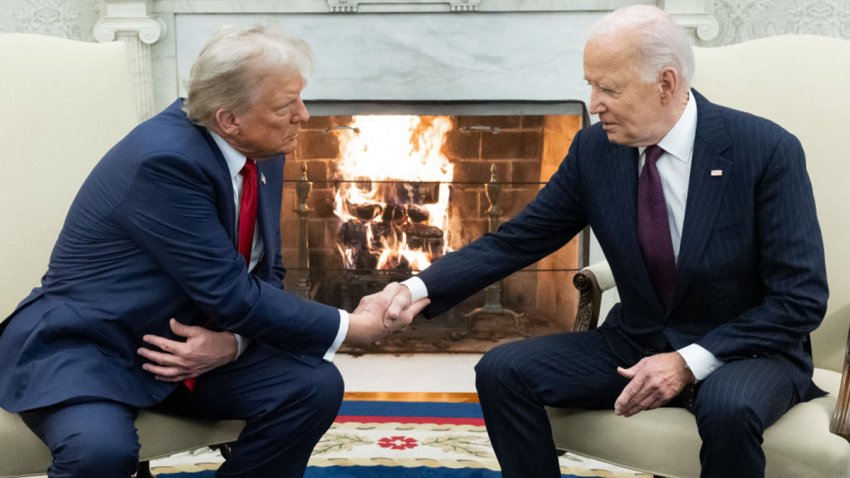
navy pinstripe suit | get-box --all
[417,90,828,477]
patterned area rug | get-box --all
[153,401,647,478]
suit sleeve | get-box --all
[696,133,828,358]
[419,131,590,316]
[114,153,340,360]
[270,226,286,287]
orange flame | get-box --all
[333,115,454,271]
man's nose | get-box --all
[294,98,310,123]
[588,90,604,115]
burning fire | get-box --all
[333,115,454,272]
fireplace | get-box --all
[279,101,587,353]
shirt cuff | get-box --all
[401,276,429,302]
[323,309,349,362]
[233,334,250,361]
[677,344,724,381]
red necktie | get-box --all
[237,159,258,268]
[637,145,676,307]
[184,160,258,392]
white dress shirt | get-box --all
[210,132,348,362]
[403,90,722,381]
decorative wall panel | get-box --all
[708,0,850,46]
[0,0,101,40]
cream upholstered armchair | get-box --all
[0,33,243,478]
[547,35,850,477]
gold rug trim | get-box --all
[343,391,479,403]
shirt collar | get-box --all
[640,89,698,163]
[209,130,247,179]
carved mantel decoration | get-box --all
[327,0,481,12]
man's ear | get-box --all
[214,109,240,136]
[658,67,680,103]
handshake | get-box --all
[345,282,430,345]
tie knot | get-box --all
[241,159,256,177]
[644,145,665,165]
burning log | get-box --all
[403,223,445,256]
[338,218,446,272]
[340,220,366,246]
[379,252,411,271]
[351,202,383,220]
[354,247,378,270]
[381,202,406,223]
[396,181,439,205]
[405,204,430,223]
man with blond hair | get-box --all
[0,25,424,478]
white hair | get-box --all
[587,5,694,87]
[183,24,314,128]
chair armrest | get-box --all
[830,327,850,441]
[572,260,615,332]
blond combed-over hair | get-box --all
[183,24,314,129]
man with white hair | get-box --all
[386,5,827,477]
[0,25,424,477]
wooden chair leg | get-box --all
[212,442,234,460]
[134,461,155,478]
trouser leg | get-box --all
[20,401,140,478]
[187,343,344,478]
[691,356,799,478]
[475,329,644,478]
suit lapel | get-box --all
[255,159,276,274]
[198,127,239,245]
[669,91,733,311]
[604,145,668,315]
[605,146,639,241]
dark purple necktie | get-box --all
[637,145,676,307]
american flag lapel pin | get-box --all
[261,173,267,185]
[710,169,723,177]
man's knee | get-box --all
[475,342,523,394]
[261,362,343,444]
[306,362,344,415]
[21,402,140,478]
[695,392,764,437]
[695,358,798,439]
[267,361,343,424]
[52,429,139,476]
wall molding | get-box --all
[96,1,167,120]
[94,16,167,45]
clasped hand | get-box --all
[345,282,429,345]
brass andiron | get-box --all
[462,164,526,336]
[294,163,312,299]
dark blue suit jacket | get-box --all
[0,100,340,413]
[418,91,828,399]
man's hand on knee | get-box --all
[137,318,238,381]
[613,351,694,417]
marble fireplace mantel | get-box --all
[96,0,718,121]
